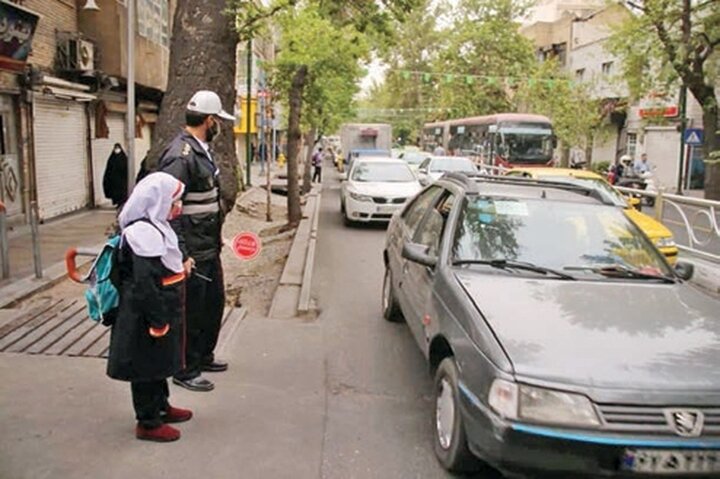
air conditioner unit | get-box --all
[56,36,95,72]
[71,39,95,72]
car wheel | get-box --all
[434,357,479,473]
[645,197,655,207]
[382,267,404,322]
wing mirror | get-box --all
[674,261,694,281]
[402,242,437,268]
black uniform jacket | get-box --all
[107,242,185,382]
[157,131,223,262]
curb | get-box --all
[268,185,322,319]
[298,185,322,313]
[0,242,105,310]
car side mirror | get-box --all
[674,261,694,281]
[402,242,437,268]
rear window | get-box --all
[351,162,416,182]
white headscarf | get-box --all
[118,172,185,273]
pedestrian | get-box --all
[102,143,128,209]
[157,90,235,392]
[312,147,323,183]
[634,153,650,176]
[109,172,192,442]
[433,144,446,156]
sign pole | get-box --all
[676,85,687,195]
[245,38,253,187]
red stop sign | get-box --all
[232,232,261,260]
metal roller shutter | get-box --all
[34,97,89,220]
[91,113,125,207]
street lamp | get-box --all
[83,0,136,195]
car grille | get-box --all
[597,403,720,435]
[372,197,406,204]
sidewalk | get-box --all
[0,315,326,479]
[2,209,115,285]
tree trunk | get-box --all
[286,66,308,225]
[147,0,238,211]
[559,145,570,168]
[584,134,594,170]
[302,129,316,194]
[700,95,720,200]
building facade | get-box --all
[0,0,174,224]
[522,1,712,191]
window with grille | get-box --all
[138,0,170,47]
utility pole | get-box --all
[126,0,136,193]
[676,84,687,195]
[245,39,253,187]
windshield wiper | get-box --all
[452,259,576,280]
[564,264,675,283]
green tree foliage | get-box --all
[607,0,720,199]
[363,0,539,142]
[515,60,605,165]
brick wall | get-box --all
[21,0,78,71]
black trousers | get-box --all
[131,379,169,428]
[175,255,225,380]
[312,167,322,183]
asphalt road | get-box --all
[312,171,503,479]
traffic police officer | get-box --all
[158,90,235,392]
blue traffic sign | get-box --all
[684,128,704,146]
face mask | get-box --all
[168,201,183,220]
[206,118,220,143]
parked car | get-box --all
[398,151,432,173]
[340,158,421,225]
[505,167,678,263]
[417,156,476,185]
[383,172,713,477]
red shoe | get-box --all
[162,405,193,424]
[135,424,181,442]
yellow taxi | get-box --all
[506,168,678,264]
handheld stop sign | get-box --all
[232,232,262,260]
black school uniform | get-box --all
[107,241,185,427]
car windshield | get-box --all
[452,196,672,278]
[351,162,416,183]
[429,157,476,172]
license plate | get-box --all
[377,205,397,214]
[622,449,720,474]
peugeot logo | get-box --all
[664,409,704,437]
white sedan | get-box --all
[417,156,477,185]
[340,158,422,225]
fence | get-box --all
[613,187,720,263]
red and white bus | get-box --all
[422,113,556,167]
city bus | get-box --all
[422,113,556,167]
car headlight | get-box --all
[489,379,600,427]
[348,191,373,202]
[654,237,676,248]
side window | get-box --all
[402,186,442,235]
[413,191,457,257]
